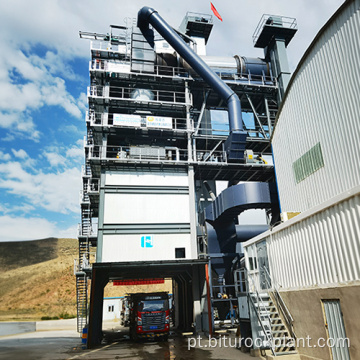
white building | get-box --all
[243,1,360,359]
[103,297,122,321]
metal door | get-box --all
[256,240,271,290]
[323,300,350,360]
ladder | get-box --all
[76,272,88,333]
[81,207,92,236]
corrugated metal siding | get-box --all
[244,191,360,290]
[323,300,351,360]
[272,0,360,212]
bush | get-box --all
[41,316,59,320]
[59,312,76,319]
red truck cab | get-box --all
[129,292,170,341]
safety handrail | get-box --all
[263,266,296,340]
[241,268,275,356]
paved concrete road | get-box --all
[0,330,80,360]
[0,328,254,360]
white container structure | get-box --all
[243,185,360,291]
[98,170,197,262]
[242,185,360,360]
[272,0,360,214]
[103,297,122,321]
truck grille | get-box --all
[142,312,165,331]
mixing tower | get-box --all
[76,9,296,346]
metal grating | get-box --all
[293,142,324,184]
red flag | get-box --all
[210,2,223,22]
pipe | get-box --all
[138,6,245,134]
[203,180,216,201]
[179,55,270,77]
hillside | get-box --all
[0,238,78,321]
[0,238,171,321]
[0,237,59,271]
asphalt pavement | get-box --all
[0,321,254,360]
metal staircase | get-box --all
[236,268,297,357]
[75,169,93,333]
[75,272,88,333]
[80,207,92,236]
[251,292,296,356]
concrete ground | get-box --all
[0,319,260,360]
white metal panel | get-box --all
[103,193,190,224]
[243,189,360,290]
[105,171,189,187]
[102,233,193,262]
[323,300,351,360]
[238,296,250,319]
[272,0,360,213]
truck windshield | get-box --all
[138,300,168,312]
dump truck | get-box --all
[128,292,170,341]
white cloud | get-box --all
[11,149,29,158]
[58,223,78,239]
[44,152,67,167]
[66,146,84,160]
[0,43,84,141]
[0,161,81,214]
[0,203,36,215]
[61,124,85,136]
[0,112,40,141]
[30,51,82,81]
[0,151,11,161]
[10,148,37,168]
[0,79,43,112]
[0,215,76,241]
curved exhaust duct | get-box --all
[138,6,247,161]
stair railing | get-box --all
[263,266,296,340]
[240,268,275,356]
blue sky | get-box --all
[0,0,344,241]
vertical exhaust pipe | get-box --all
[138,7,247,161]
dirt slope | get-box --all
[0,238,77,321]
[0,238,172,321]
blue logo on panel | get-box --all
[141,235,153,248]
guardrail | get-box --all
[89,60,191,79]
[253,14,297,46]
[237,268,275,356]
[263,266,296,340]
[84,144,231,165]
[87,85,190,106]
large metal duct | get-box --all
[138,6,247,161]
[179,55,270,78]
[204,182,279,278]
[206,222,269,278]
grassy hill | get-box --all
[0,238,78,321]
[0,238,172,321]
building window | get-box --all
[175,248,186,258]
[247,245,257,271]
[293,142,324,183]
[108,305,114,312]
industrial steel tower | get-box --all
[75,9,296,346]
